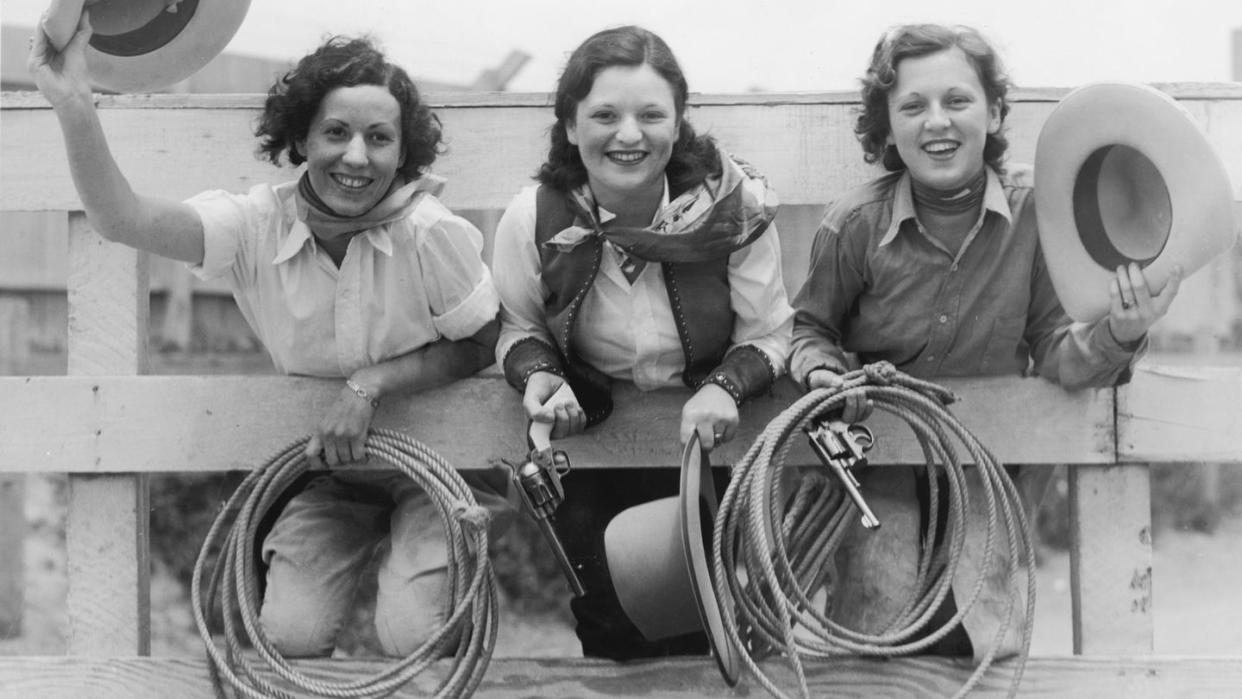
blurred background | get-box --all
[2,0,1241,659]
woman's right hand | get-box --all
[806,367,872,424]
[28,11,93,109]
[522,371,585,440]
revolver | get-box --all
[805,417,881,529]
[505,385,587,597]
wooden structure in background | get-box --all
[1,87,1241,696]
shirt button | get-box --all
[926,355,935,362]
[939,314,949,324]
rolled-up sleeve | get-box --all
[183,189,249,282]
[492,188,557,366]
[417,215,499,341]
[727,223,793,376]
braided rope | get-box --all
[191,428,499,699]
[712,363,1035,698]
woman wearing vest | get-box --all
[788,24,1182,661]
[492,26,794,659]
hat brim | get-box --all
[80,0,251,92]
[603,435,739,686]
[680,435,741,687]
[1034,82,1236,322]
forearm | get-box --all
[348,320,500,401]
[54,98,203,262]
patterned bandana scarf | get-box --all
[294,171,446,237]
[544,154,780,265]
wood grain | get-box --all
[63,213,151,657]
[1,655,1240,698]
[0,373,1116,474]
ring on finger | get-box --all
[1121,299,1133,310]
[713,431,725,441]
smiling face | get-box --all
[566,63,680,211]
[298,84,404,220]
[886,46,1001,191]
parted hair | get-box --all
[855,24,1011,173]
[537,25,721,196]
[255,36,442,180]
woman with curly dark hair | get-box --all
[31,22,509,657]
[493,25,793,660]
[788,23,1181,661]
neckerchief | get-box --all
[545,154,779,263]
[911,167,986,216]
[294,171,446,238]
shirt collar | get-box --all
[271,218,394,265]
[880,167,1013,247]
[594,176,671,226]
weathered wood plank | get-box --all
[1120,365,1242,462]
[0,374,1112,474]
[1069,465,1154,655]
[63,213,151,657]
[0,296,28,638]
[5,89,1242,213]
[1,655,1240,698]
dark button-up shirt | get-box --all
[789,167,1144,389]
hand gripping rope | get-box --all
[712,362,1035,699]
[192,428,498,699]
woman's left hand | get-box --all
[1107,262,1183,345]
[305,381,378,467]
[680,383,739,452]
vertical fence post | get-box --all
[1068,383,1155,653]
[64,212,151,656]
[0,295,30,639]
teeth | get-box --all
[608,152,645,163]
[924,142,957,154]
[333,174,371,189]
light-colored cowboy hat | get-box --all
[604,435,740,686]
[1034,82,1237,322]
[41,0,251,92]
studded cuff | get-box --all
[502,336,564,392]
[697,344,777,406]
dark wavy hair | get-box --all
[855,24,1011,173]
[537,25,721,196]
[255,36,442,181]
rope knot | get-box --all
[452,502,492,532]
[862,361,898,385]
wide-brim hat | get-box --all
[42,0,251,93]
[1034,82,1237,322]
[604,435,740,686]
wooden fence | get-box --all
[1,86,1241,697]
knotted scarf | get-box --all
[544,154,779,264]
[294,171,447,237]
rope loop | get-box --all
[712,365,1033,699]
[191,428,499,699]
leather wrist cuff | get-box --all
[502,336,564,392]
[698,344,777,406]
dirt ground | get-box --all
[3,470,1240,659]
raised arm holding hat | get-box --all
[29,22,510,659]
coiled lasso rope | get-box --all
[192,427,498,699]
[712,362,1035,699]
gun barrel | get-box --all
[536,518,586,596]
